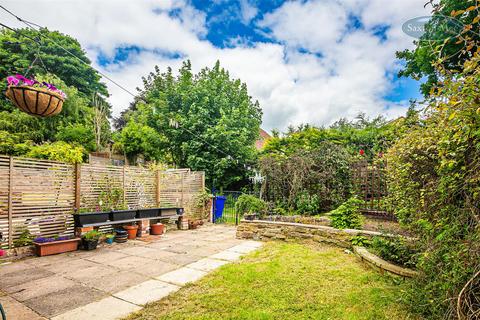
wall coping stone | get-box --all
[353,246,418,278]
[240,219,395,238]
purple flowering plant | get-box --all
[34,235,72,243]
[7,74,67,99]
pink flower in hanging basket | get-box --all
[0,249,6,257]
[359,149,365,156]
[6,74,67,98]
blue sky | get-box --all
[2,0,428,130]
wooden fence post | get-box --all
[74,163,81,211]
[156,170,161,207]
[180,172,184,207]
[122,165,126,204]
[7,156,13,249]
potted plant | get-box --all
[123,224,138,240]
[81,230,101,250]
[105,234,115,244]
[5,74,66,117]
[150,223,164,235]
[33,235,80,257]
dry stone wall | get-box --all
[236,219,385,248]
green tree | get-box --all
[0,27,108,112]
[117,61,262,188]
[396,0,479,96]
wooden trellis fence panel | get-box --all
[351,159,394,220]
[157,169,205,216]
[0,156,75,248]
[0,155,205,249]
[80,164,123,210]
[125,166,156,209]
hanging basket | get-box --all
[5,85,64,117]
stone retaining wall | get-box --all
[236,220,386,248]
[261,215,331,226]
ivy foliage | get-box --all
[387,4,480,317]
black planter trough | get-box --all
[82,239,98,250]
[160,208,178,217]
[73,212,109,226]
[109,210,137,221]
[136,208,160,219]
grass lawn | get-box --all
[126,242,418,320]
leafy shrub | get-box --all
[370,236,417,268]
[13,228,33,247]
[260,141,352,213]
[350,235,370,247]
[235,194,267,215]
[26,141,84,163]
[295,192,320,215]
[272,207,288,216]
[82,230,101,241]
[329,197,364,229]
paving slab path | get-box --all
[0,225,262,320]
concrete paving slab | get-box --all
[0,267,54,289]
[51,296,141,320]
[155,252,203,266]
[6,275,76,302]
[210,250,244,262]
[42,258,98,275]
[23,254,72,267]
[77,269,148,294]
[130,260,179,278]
[85,251,129,264]
[0,261,34,275]
[187,246,223,257]
[23,285,106,318]
[116,246,158,257]
[186,258,229,272]
[156,267,207,286]
[0,294,46,320]
[61,264,117,282]
[104,255,155,271]
[113,279,179,306]
[227,244,262,254]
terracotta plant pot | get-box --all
[5,85,64,117]
[34,238,80,257]
[150,223,164,235]
[123,225,138,239]
[188,220,199,230]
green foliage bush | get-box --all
[26,141,84,163]
[295,191,320,215]
[261,141,352,213]
[235,194,267,215]
[386,7,480,317]
[82,230,101,241]
[329,197,364,229]
[370,236,417,269]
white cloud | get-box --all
[0,0,429,131]
[239,0,258,24]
